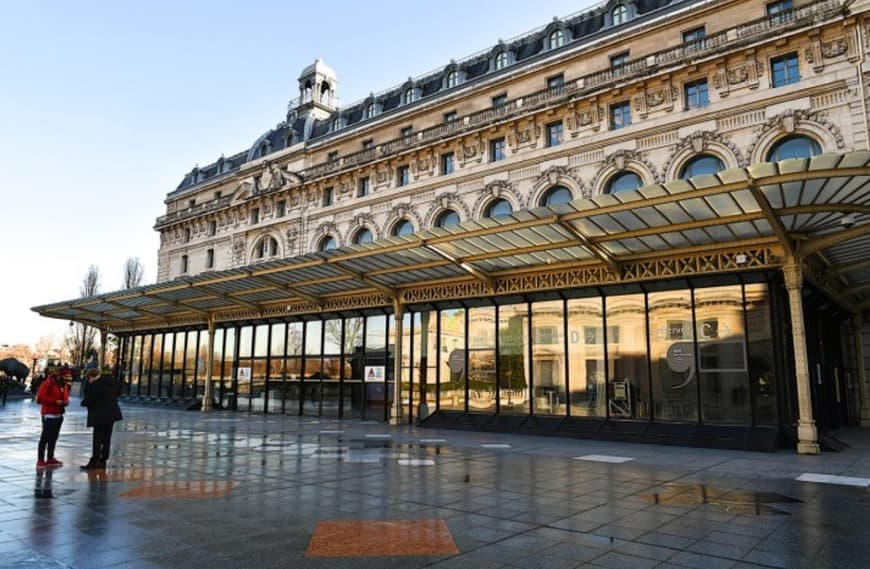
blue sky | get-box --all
[0,0,590,347]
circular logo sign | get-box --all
[666,343,694,373]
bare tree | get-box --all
[65,266,101,368]
[123,256,145,289]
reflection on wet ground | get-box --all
[306,520,459,557]
[640,483,803,515]
[1,398,869,569]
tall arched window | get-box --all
[436,210,460,228]
[539,186,573,207]
[494,51,508,70]
[319,82,331,104]
[612,4,628,25]
[606,171,643,194]
[766,135,822,161]
[445,70,458,88]
[365,102,376,119]
[353,228,373,245]
[403,88,416,105]
[484,199,513,218]
[254,236,279,260]
[679,154,726,179]
[392,219,414,236]
[549,29,565,49]
[318,236,337,252]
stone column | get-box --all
[390,301,404,425]
[202,316,216,412]
[783,263,820,454]
[854,315,870,427]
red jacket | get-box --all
[37,377,70,416]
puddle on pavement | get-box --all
[640,484,802,515]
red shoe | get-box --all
[36,460,48,469]
[46,458,63,467]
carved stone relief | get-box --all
[661,130,746,177]
[746,109,846,161]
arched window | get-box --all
[549,29,564,49]
[679,154,726,179]
[260,142,270,158]
[435,210,460,228]
[364,102,376,119]
[331,117,341,132]
[484,199,513,218]
[392,219,414,237]
[319,82,331,103]
[539,186,573,207]
[445,70,458,89]
[353,228,373,245]
[612,4,628,25]
[254,236,279,260]
[494,51,508,70]
[766,135,822,161]
[318,236,337,252]
[403,88,416,105]
[303,81,313,103]
[605,171,643,193]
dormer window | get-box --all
[331,117,342,132]
[259,142,270,158]
[445,70,458,88]
[494,51,509,70]
[403,88,417,105]
[548,29,565,49]
[612,4,628,25]
[365,102,377,119]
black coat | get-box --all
[81,376,123,427]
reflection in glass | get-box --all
[468,307,496,412]
[567,297,605,417]
[413,312,437,414]
[745,284,777,424]
[270,323,286,356]
[695,286,750,424]
[221,328,236,410]
[499,304,529,414]
[130,336,142,396]
[254,324,269,357]
[184,330,197,398]
[439,308,466,411]
[648,290,697,421]
[238,326,253,358]
[151,334,164,398]
[532,301,565,415]
[605,294,650,419]
[341,317,364,418]
[171,331,184,398]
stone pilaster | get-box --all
[854,315,870,427]
[783,262,821,455]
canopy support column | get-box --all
[783,262,820,455]
[202,315,216,412]
[390,300,404,425]
[853,315,870,427]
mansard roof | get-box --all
[172,0,687,195]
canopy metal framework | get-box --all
[33,151,870,333]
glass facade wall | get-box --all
[115,280,777,427]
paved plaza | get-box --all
[1,396,869,569]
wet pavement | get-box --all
[1,396,869,568]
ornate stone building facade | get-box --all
[155,0,868,283]
[37,0,870,453]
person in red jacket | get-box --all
[36,368,71,468]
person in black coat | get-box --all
[80,368,123,470]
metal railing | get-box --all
[159,0,844,228]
